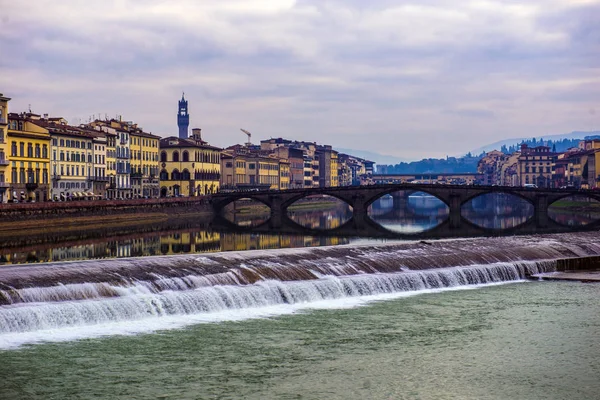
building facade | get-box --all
[6,113,51,201]
[0,94,10,202]
[518,144,556,187]
[130,130,160,198]
[159,132,221,197]
[46,122,95,200]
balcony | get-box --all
[26,183,38,191]
[0,181,8,188]
[0,117,6,124]
[52,175,62,180]
[0,158,8,166]
[88,176,110,182]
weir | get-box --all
[1,232,600,347]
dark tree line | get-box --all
[379,155,482,174]
[498,137,598,154]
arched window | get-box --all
[182,169,190,180]
[160,151,167,162]
[171,169,180,180]
[173,151,179,162]
[160,169,168,180]
[182,151,189,162]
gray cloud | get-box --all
[1,0,599,160]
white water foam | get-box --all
[0,261,548,350]
[0,281,521,350]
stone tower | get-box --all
[177,93,189,139]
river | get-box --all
[1,199,599,399]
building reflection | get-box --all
[0,229,350,265]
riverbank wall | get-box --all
[0,197,215,221]
[556,255,600,271]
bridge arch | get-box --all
[281,192,353,212]
[547,192,600,206]
[459,189,534,208]
[212,194,273,214]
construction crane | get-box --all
[240,129,252,146]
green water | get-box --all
[1,281,599,400]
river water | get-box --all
[1,279,598,400]
[1,198,600,399]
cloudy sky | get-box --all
[1,0,599,160]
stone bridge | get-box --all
[209,184,600,239]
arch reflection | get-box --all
[368,190,449,233]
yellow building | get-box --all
[6,113,51,201]
[130,130,160,198]
[330,150,339,187]
[159,131,221,197]
[221,146,286,191]
[279,159,290,190]
[0,93,10,202]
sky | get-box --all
[1,0,599,160]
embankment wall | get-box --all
[0,197,215,221]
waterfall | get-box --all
[3,232,600,348]
[0,260,554,335]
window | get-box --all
[42,145,48,159]
[20,142,25,157]
[173,151,179,162]
[171,169,180,180]
[182,169,190,180]
[226,162,232,168]
[35,144,40,158]
[182,151,189,162]
[11,142,17,156]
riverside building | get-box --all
[159,129,221,197]
[42,119,95,201]
[0,93,10,202]
[6,113,51,202]
[130,129,160,198]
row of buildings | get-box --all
[478,141,600,188]
[0,93,374,203]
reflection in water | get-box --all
[368,191,449,233]
[548,195,600,226]
[288,195,353,230]
[462,193,533,230]
[223,198,271,227]
[0,230,351,265]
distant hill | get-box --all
[468,131,600,156]
[335,148,409,165]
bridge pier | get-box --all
[350,194,369,230]
[534,195,549,228]
[269,195,284,229]
[448,194,463,229]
